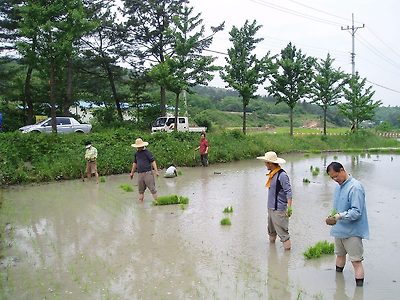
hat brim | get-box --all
[256,156,286,164]
[131,142,149,148]
[85,145,91,149]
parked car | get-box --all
[151,116,207,133]
[19,117,92,134]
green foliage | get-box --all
[119,184,133,192]
[309,54,347,135]
[153,194,189,206]
[220,19,270,134]
[223,206,234,213]
[1,130,399,185]
[267,43,315,135]
[340,73,382,131]
[220,217,231,225]
[303,240,334,259]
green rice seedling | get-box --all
[333,155,338,160]
[223,206,234,213]
[310,165,314,171]
[303,240,334,259]
[329,208,337,216]
[311,169,319,176]
[177,170,183,176]
[220,217,231,225]
[153,194,189,206]
[303,178,310,183]
[119,183,133,192]
[100,177,106,183]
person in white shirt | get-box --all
[164,164,177,178]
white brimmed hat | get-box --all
[131,138,149,148]
[256,151,286,164]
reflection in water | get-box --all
[267,245,291,299]
[1,153,399,299]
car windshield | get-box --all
[153,117,167,127]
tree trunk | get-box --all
[174,92,180,132]
[105,62,123,121]
[323,107,327,135]
[289,107,294,136]
[50,60,57,133]
[63,56,73,115]
[24,65,34,125]
[242,100,247,135]
[160,86,167,116]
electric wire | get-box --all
[249,0,343,27]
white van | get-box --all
[151,116,206,133]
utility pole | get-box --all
[341,13,365,75]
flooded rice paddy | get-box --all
[0,152,399,299]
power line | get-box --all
[285,0,363,25]
[356,36,400,71]
[249,0,343,27]
[366,80,400,94]
[365,27,400,60]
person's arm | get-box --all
[93,148,98,160]
[151,161,159,176]
[130,162,137,179]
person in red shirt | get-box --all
[195,132,209,167]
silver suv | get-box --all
[19,117,92,134]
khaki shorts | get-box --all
[138,171,157,194]
[86,161,97,174]
[334,237,364,262]
[268,209,290,242]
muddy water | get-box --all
[1,153,399,299]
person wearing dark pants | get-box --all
[195,132,209,167]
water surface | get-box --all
[1,153,399,299]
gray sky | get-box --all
[189,0,400,106]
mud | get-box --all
[0,153,399,299]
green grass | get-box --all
[153,194,189,206]
[220,217,231,225]
[303,240,334,259]
[119,184,133,192]
[1,129,399,185]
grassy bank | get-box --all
[1,129,399,185]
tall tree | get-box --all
[267,43,314,135]
[1,0,38,124]
[122,0,188,116]
[309,53,347,135]
[340,73,382,131]
[80,1,128,121]
[220,20,269,134]
[166,5,222,129]
[16,0,92,132]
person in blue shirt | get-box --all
[326,162,369,287]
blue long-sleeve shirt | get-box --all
[331,176,369,239]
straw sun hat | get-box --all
[131,138,149,148]
[256,151,286,164]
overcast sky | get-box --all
[188,0,400,106]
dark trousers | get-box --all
[200,154,209,167]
